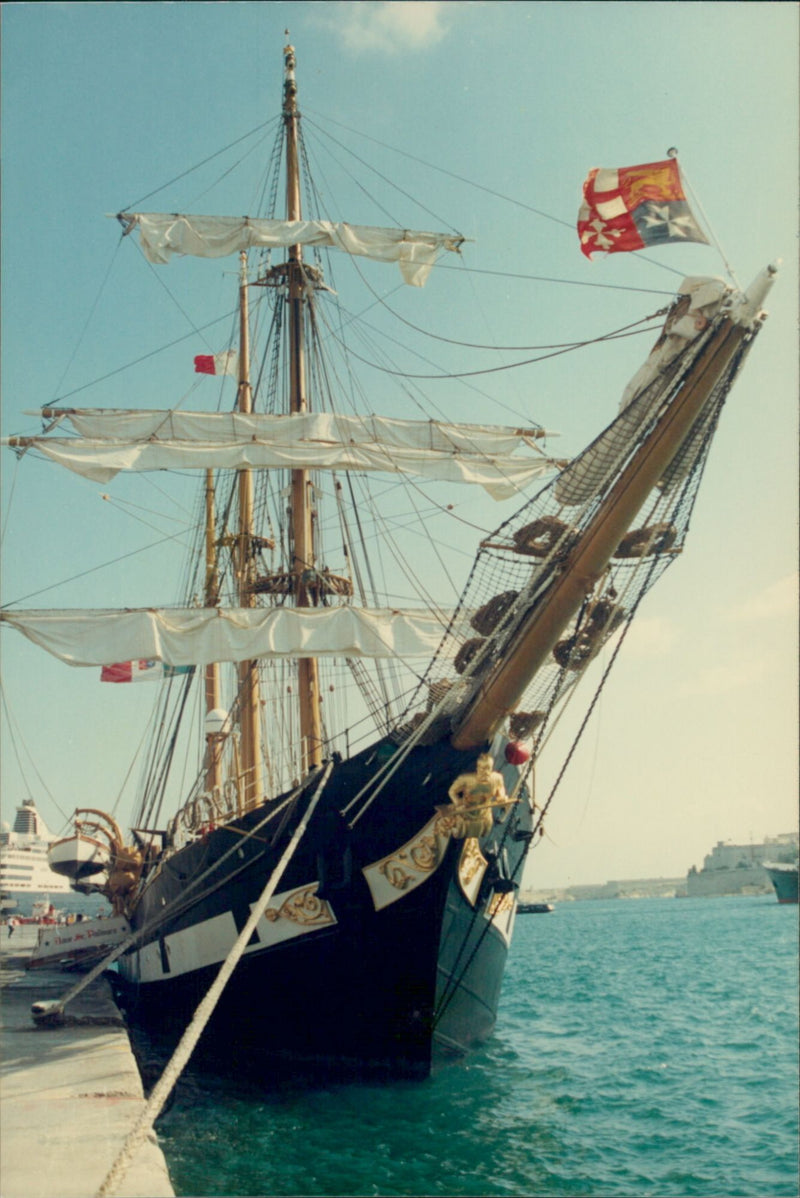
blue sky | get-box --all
[1,2,797,888]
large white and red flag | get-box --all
[577,158,708,259]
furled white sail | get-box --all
[11,431,554,499]
[0,606,463,668]
[35,409,548,456]
[118,213,464,286]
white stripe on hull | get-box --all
[121,881,337,985]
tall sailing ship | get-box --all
[1,46,777,1079]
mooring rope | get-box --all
[31,926,145,1026]
[94,759,333,1198]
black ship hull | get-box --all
[116,736,532,1081]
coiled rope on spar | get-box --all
[94,758,333,1198]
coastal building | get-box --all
[520,877,686,903]
[520,833,799,903]
[685,832,798,898]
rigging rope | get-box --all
[436,261,676,296]
[120,118,279,211]
[352,255,670,350]
[303,116,462,239]
[39,310,237,408]
[0,522,202,610]
[137,669,196,832]
[303,109,573,233]
[303,108,692,281]
[677,160,742,291]
[317,300,663,381]
[0,683,67,820]
[49,241,123,406]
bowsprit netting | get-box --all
[392,300,755,759]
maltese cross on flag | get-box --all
[577,158,708,259]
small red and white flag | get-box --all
[193,350,238,377]
[100,660,193,683]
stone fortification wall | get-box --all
[685,864,772,898]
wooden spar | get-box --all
[451,318,750,751]
[235,252,264,809]
[203,468,223,795]
[284,43,323,775]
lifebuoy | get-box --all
[553,634,595,670]
[471,590,519,635]
[509,710,546,740]
[427,678,453,710]
[585,598,625,638]
[553,599,626,670]
[513,515,574,558]
[614,522,677,559]
[454,637,485,675]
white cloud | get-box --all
[726,573,798,624]
[312,2,454,54]
[608,615,678,660]
[680,656,771,698]
[603,613,680,661]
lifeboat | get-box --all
[48,833,110,880]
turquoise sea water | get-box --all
[154,896,798,1197]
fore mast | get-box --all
[283,42,323,775]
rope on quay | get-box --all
[94,760,334,1198]
[31,928,144,1026]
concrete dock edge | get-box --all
[1,927,174,1198]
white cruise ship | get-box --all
[0,799,71,896]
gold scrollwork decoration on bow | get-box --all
[488,891,514,918]
[362,814,452,911]
[263,884,334,927]
[458,837,488,906]
[409,832,440,871]
[379,856,415,891]
[378,829,444,892]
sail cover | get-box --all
[0,606,461,667]
[118,213,464,286]
[38,409,545,457]
[13,425,553,499]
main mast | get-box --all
[283,43,323,775]
[203,469,224,797]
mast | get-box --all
[236,252,264,809]
[284,42,323,775]
[203,468,223,795]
